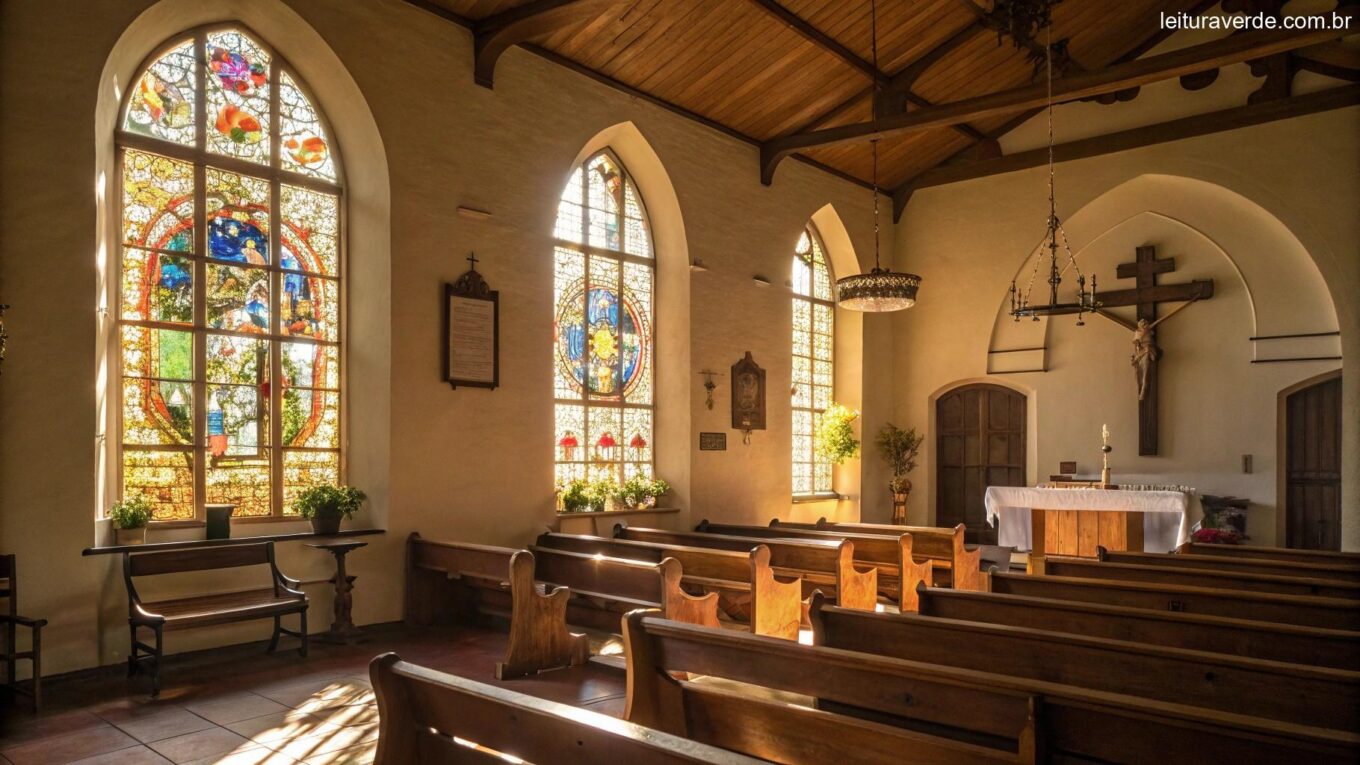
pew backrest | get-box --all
[1045,554,1360,599]
[529,547,719,627]
[809,593,1360,729]
[1178,542,1360,567]
[765,518,988,591]
[370,653,764,765]
[1105,548,1360,582]
[991,571,1360,630]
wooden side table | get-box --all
[306,541,368,644]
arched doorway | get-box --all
[936,383,1027,544]
[1283,373,1342,550]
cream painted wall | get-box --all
[0,0,894,675]
[893,107,1358,548]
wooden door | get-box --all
[1285,375,1342,550]
[936,384,1026,544]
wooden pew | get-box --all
[807,592,1360,730]
[1106,548,1360,582]
[915,585,1360,671]
[614,525,878,613]
[405,533,718,678]
[622,610,1360,764]
[1037,553,1360,599]
[990,570,1360,630]
[534,532,803,639]
[369,653,764,765]
[693,520,934,609]
[1178,542,1360,567]
[766,517,989,592]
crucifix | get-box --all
[1095,245,1214,456]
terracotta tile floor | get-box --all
[0,626,626,765]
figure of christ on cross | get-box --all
[1093,245,1214,456]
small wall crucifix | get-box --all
[1095,245,1214,456]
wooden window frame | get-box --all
[791,224,836,499]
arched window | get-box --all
[116,27,342,522]
[792,225,834,497]
[552,151,654,485]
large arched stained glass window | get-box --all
[553,152,654,485]
[117,27,342,522]
[792,225,834,497]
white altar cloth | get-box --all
[984,486,1192,553]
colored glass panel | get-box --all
[122,377,193,445]
[282,274,337,341]
[205,30,271,164]
[281,184,339,275]
[206,263,270,333]
[121,248,193,325]
[206,334,268,386]
[206,383,267,457]
[283,450,339,513]
[207,458,272,517]
[283,388,339,448]
[123,449,195,521]
[554,403,586,486]
[792,225,834,496]
[122,150,194,251]
[207,168,271,264]
[279,71,335,180]
[124,39,197,145]
[282,341,338,390]
[623,180,649,258]
[121,325,193,381]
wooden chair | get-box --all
[369,653,764,765]
[1,554,46,711]
[123,542,308,696]
[808,591,1360,730]
[623,610,1360,763]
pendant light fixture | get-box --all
[834,0,921,313]
[1008,19,1098,324]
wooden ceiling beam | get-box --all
[742,0,888,85]
[474,0,630,88]
[890,84,1360,220]
[761,11,1357,184]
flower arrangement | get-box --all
[814,403,861,465]
[110,497,153,530]
[876,423,923,494]
[1191,527,1242,545]
[620,475,671,509]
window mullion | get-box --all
[268,61,284,518]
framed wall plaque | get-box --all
[731,351,766,432]
[444,254,499,389]
[699,432,727,451]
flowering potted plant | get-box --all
[558,479,591,513]
[293,484,366,535]
[110,497,153,545]
[620,475,671,509]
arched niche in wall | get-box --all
[95,0,391,531]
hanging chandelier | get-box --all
[835,0,921,313]
[1008,19,1098,324]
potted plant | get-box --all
[110,496,153,545]
[814,403,861,465]
[588,479,618,513]
[620,475,672,509]
[293,484,366,535]
[876,423,923,525]
[558,479,592,513]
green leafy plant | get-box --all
[292,484,366,520]
[876,423,924,493]
[109,496,153,529]
[814,403,861,465]
[586,479,619,512]
[619,475,672,508]
[558,479,592,513]
[649,478,671,499]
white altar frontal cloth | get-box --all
[984,486,1191,553]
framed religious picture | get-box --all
[444,253,499,389]
[730,352,766,432]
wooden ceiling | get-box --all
[406,0,1359,206]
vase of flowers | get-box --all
[293,484,366,535]
[620,475,671,509]
[876,423,923,525]
[110,497,153,545]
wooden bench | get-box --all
[694,520,935,609]
[914,585,1360,671]
[767,517,990,591]
[405,533,718,677]
[990,570,1360,630]
[123,542,308,696]
[808,591,1360,730]
[369,653,764,765]
[1178,542,1360,567]
[1038,552,1360,599]
[1108,548,1360,582]
[535,532,803,639]
[1,554,46,710]
[615,525,878,613]
[622,611,1360,763]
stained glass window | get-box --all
[553,152,654,486]
[792,225,834,496]
[116,28,342,521]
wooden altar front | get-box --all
[1029,507,1144,573]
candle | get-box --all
[1102,423,1109,446]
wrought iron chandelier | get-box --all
[835,0,921,313]
[1008,21,1098,324]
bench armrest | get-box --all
[0,614,47,629]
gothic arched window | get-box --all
[792,225,834,496]
[117,27,342,521]
[552,152,655,485]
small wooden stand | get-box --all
[306,540,368,644]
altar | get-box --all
[984,486,1192,564]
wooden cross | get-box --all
[466,251,480,270]
[1096,245,1214,456]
